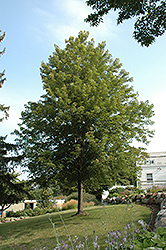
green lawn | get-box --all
[0,204,151,250]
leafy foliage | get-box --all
[0,171,28,217]
[0,136,27,217]
[135,227,166,249]
[85,0,166,46]
[108,186,144,198]
[31,186,54,209]
[108,187,126,197]
[14,31,154,214]
[6,206,57,218]
[66,192,100,205]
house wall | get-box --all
[138,152,166,190]
[7,202,25,212]
[5,200,37,216]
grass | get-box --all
[0,204,151,250]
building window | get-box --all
[147,173,153,183]
[146,160,155,165]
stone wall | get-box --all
[154,198,166,230]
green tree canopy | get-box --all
[30,186,54,209]
[0,136,27,217]
[15,31,154,214]
[0,172,28,218]
[85,0,166,46]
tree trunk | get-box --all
[77,179,84,214]
[1,206,4,218]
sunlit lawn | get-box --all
[0,204,151,250]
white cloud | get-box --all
[32,0,118,46]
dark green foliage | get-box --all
[108,187,126,197]
[128,186,144,194]
[67,192,100,205]
[0,136,27,217]
[14,31,154,214]
[0,136,22,172]
[108,186,144,197]
[147,186,162,193]
[135,227,166,249]
[6,206,57,217]
[85,0,166,46]
[0,171,28,217]
[31,186,54,209]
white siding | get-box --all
[138,152,166,190]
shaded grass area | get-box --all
[0,204,151,250]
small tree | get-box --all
[0,136,26,217]
[15,31,154,215]
[31,186,54,209]
[0,172,27,218]
[85,0,166,46]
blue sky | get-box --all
[1,0,166,155]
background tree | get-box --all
[0,136,26,217]
[15,31,154,215]
[30,186,54,209]
[0,172,28,218]
[0,30,9,121]
[85,0,166,46]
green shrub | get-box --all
[67,192,100,205]
[132,187,144,194]
[147,186,162,193]
[66,192,78,201]
[135,227,166,249]
[108,187,126,197]
[6,206,57,218]
[83,192,100,205]
[108,192,120,198]
[14,210,27,217]
[6,210,15,217]
[108,186,144,198]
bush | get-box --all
[108,192,120,198]
[108,186,144,198]
[61,199,95,211]
[6,206,56,218]
[6,210,15,217]
[108,187,126,198]
[135,227,166,249]
[147,186,162,193]
[131,187,144,194]
[83,193,100,205]
[66,192,78,201]
[66,192,100,205]
[14,210,27,217]
[62,199,78,210]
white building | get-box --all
[0,200,37,217]
[138,152,166,190]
